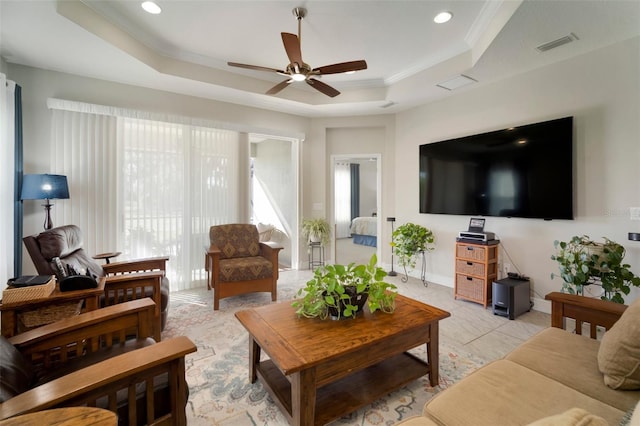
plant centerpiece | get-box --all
[391,222,435,283]
[292,254,397,320]
[301,218,331,246]
[551,235,640,303]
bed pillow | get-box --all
[597,297,640,390]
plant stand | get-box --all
[308,242,324,270]
[401,250,428,287]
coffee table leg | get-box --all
[291,368,316,426]
[427,321,440,386]
[248,336,260,383]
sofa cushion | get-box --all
[597,297,640,390]
[526,408,608,426]
[0,337,36,403]
[423,359,626,426]
[506,327,640,412]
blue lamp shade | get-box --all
[21,174,70,200]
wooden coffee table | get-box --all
[235,293,450,426]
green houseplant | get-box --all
[391,222,435,282]
[292,254,397,320]
[301,218,331,246]
[551,235,640,303]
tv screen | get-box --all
[419,117,573,220]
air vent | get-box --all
[436,74,477,91]
[536,33,579,52]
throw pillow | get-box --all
[527,408,608,426]
[597,297,640,390]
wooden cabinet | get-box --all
[454,242,499,308]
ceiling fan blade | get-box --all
[228,62,284,74]
[306,78,340,98]
[266,79,293,95]
[314,60,368,75]
[282,32,303,65]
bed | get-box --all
[349,216,378,247]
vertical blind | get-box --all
[49,101,241,291]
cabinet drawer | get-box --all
[455,259,485,276]
[455,274,487,301]
[456,244,487,261]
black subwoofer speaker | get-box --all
[492,278,531,320]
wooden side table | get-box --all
[0,407,116,425]
[0,278,106,338]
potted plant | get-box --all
[301,218,331,246]
[292,254,397,320]
[391,222,435,282]
[551,235,640,303]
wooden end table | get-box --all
[0,277,106,338]
[235,294,450,426]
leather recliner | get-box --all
[23,225,170,331]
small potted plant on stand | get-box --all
[391,222,435,285]
[301,218,331,246]
[292,254,397,320]
[551,235,640,303]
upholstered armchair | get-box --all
[23,225,170,340]
[0,298,196,425]
[206,224,282,310]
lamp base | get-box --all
[42,199,54,230]
[387,270,397,276]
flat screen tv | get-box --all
[419,116,573,220]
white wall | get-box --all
[395,37,640,310]
[358,160,377,216]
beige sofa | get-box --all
[399,292,640,426]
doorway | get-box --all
[250,134,299,269]
[332,154,381,266]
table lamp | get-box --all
[21,174,69,230]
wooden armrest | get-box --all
[103,257,168,275]
[260,241,284,251]
[8,298,155,350]
[545,292,627,338]
[0,336,197,420]
[207,245,221,256]
[104,270,164,284]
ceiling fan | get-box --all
[227,7,367,98]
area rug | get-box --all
[162,273,485,425]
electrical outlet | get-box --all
[504,263,511,275]
[631,207,640,221]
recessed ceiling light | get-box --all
[141,1,162,14]
[434,11,453,24]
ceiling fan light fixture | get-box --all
[141,1,162,14]
[291,73,306,82]
[434,11,453,24]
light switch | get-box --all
[631,207,640,221]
